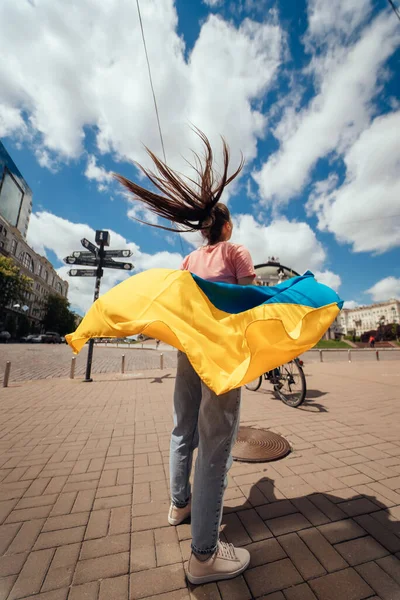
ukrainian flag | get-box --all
[66,269,343,395]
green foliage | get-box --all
[42,294,76,335]
[316,339,351,348]
[0,256,32,319]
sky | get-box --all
[0,0,399,315]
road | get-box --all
[0,343,398,384]
[0,343,177,384]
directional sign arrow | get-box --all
[72,251,95,259]
[64,255,98,266]
[81,238,98,255]
[103,260,133,271]
[68,269,98,277]
[103,249,133,258]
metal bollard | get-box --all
[376,350,380,361]
[319,350,323,362]
[160,353,164,370]
[348,349,352,363]
[70,357,76,379]
[3,361,11,388]
[121,354,125,374]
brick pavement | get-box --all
[0,345,177,384]
[0,362,400,599]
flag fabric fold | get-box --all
[66,268,343,395]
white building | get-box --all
[339,299,400,336]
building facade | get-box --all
[338,300,400,336]
[0,141,32,239]
[0,215,69,333]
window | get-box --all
[36,283,40,291]
[11,239,17,255]
[56,282,62,294]
[37,264,42,277]
[19,251,34,272]
[0,169,24,227]
[44,270,48,283]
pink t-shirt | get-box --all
[180,242,255,284]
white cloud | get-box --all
[0,103,27,137]
[308,110,400,253]
[0,0,283,185]
[314,270,341,291]
[367,277,400,302]
[27,211,182,314]
[343,300,359,309]
[231,214,326,273]
[254,9,400,205]
[203,0,223,7]
[84,155,113,192]
[306,0,372,47]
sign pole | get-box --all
[84,241,105,383]
[65,230,133,384]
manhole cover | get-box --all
[232,427,291,462]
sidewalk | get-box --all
[0,362,400,599]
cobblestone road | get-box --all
[0,362,400,599]
[0,343,399,384]
[0,344,178,384]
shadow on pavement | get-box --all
[217,476,400,598]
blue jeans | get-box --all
[170,351,241,554]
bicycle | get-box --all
[245,358,306,408]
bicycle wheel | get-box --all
[245,376,262,392]
[273,360,306,407]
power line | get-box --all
[135,0,186,255]
[387,0,400,22]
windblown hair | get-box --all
[113,128,244,245]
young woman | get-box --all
[115,130,254,584]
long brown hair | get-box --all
[113,128,244,244]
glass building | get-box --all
[0,141,32,238]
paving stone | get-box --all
[99,574,129,600]
[155,528,182,567]
[245,558,303,597]
[267,513,312,537]
[34,527,86,550]
[299,529,348,572]
[81,533,129,560]
[7,519,45,554]
[238,508,273,541]
[0,554,28,577]
[217,576,251,600]
[221,513,252,546]
[74,552,129,584]
[278,533,326,580]
[247,538,287,568]
[309,568,373,600]
[8,549,54,600]
[354,514,400,553]
[69,582,99,600]
[131,530,156,572]
[318,520,367,544]
[355,561,400,599]
[283,583,318,600]
[130,564,186,599]
[335,535,389,566]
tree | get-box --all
[42,294,76,335]
[0,256,32,325]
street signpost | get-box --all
[65,256,97,266]
[68,269,98,277]
[64,230,134,382]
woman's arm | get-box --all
[238,276,255,286]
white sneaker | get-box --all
[187,541,250,585]
[168,501,191,526]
